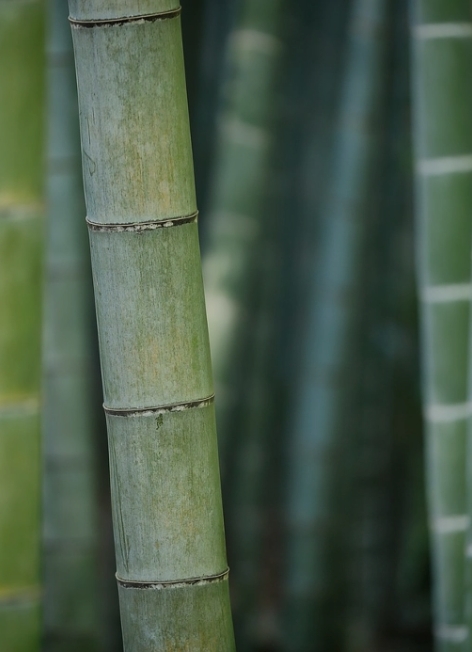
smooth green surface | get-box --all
[72,17,196,224]
[70,5,235,648]
[0,216,43,399]
[0,602,41,652]
[0,3,44,646]
[416,0,471,23]
[424,303,469,402]
[0,2,45,205]
[420,173,472,284]
[415,39,472,159]
[118,578,234,651]
[89,224,213,409]
[107,405,226,582]
[0,413,41,588]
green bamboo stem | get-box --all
[346,5,411,645]
[191,0,238,218]
[201,0,284,468]
[283,0,388,649]
[68,2,235,649]
[42,1,102,649]
[411,1,472,649]
[0,2,45,650]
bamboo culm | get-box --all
[202,0,285,470]
[411,1,472,649]
[42,0,102,649]
[0,1,45,650]
[283,0,388,649]
[68,2,235,649]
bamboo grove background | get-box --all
[4,0,472,649]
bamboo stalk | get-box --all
[42,1,102,649]
[202,0,285,469]
[411,1,472,649]
[226,1,350,648]
[283,0,388,648]
[68,2,235,648]
[190,0,238,218]
[0,1,45,650]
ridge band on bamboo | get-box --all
[103,394,215,417]
[116,567,230,589]
[86,211,198,232]
[68,7,181,27]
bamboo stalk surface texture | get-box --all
[42,0,101,649]
[68,2,235,649]
[0,1,45,650]
[411,1,472,649]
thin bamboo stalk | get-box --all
[190,0,238,218]
[0,1,45,650]
[411,1,472,649]
[68,2,235,648]
[283,0,388,649]
[42,1,102,649]
[202,0,285,469]
[346,4,411,645]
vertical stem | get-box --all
[202,0,285,469]
[68,2,235,649]
[411,1,472,649]
[283,0,388,648]
[0,1,45,650]
[42,1,102,649]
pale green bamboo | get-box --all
[42,1,102,649]
[411,1,472,649]
[68,2,235,648]
[0,1,45,650]
[202,0,285,468]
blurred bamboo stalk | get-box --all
[41,1,101,649]
[411,1,472,649]
[188,0,237,217]
[69,1,235,648]
[346,2,411,645]
[202,0,285,471]
[283,0,388,648]
[0,1,45,650]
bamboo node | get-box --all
[103,394,215,417]
[86,212,198,232]
[116,568,230,590]
[69,7,182,28]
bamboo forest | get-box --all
[3,0,472,650]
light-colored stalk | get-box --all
[0,1,45,650]
[283,0,388,649]
[411,1,472,649]
[68,2,235,649]
[202,0,285,468]
[42,1,102,649]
